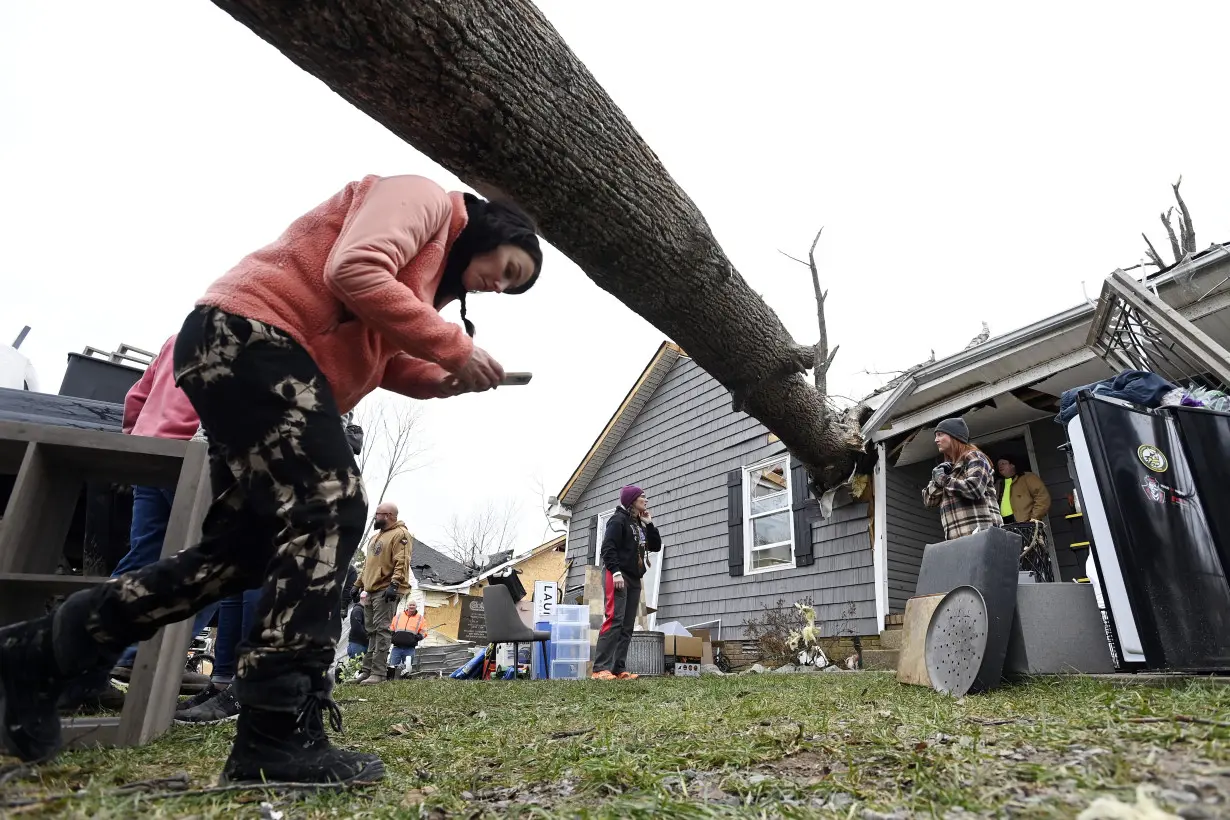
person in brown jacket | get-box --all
[352,502,411,684]
[994,456,1052,524]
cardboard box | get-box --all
[691,629,714,666]
[674,636,703,660]
[674,662,701,678]
[662,634,675,656]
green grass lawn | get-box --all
[3,672,1228,818]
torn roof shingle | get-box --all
[408,537,474,586]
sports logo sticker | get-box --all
[1137,444,1168,473]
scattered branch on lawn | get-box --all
[1125,715,1230,729]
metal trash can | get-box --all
[625,631,665,676]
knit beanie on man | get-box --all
[935,418,970,444]
[620,485,644,509]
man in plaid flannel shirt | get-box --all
[922,418,1003,540]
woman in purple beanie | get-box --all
[593,485,662,680]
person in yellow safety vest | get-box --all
[387,601,428,678]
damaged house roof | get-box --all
[408,538,473,586]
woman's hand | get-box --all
[448,346,505,394]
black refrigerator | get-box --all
[1070,393,1230,672]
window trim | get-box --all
[594,508,616,565]
[743,455,796,575]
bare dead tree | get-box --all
[350,396,385,477]
[778,227,839,395]
[352,395,429,505]
[531,474,567,540]
[1143,176,1197,269]
[443,498,522,569]
[207,0,861,493]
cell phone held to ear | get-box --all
[501,372,532,386]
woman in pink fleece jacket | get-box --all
[0,176,542,785]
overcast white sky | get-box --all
[3,1,1229,557]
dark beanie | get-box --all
[935,418,970,444]
[620,486,644,508]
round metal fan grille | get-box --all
[924,585,989,697]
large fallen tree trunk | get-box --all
[209,0,859,489]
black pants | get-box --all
[594,571,640,674]
[73,307,367,711]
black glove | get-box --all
[382,584,399,602]
[931,462,953,484]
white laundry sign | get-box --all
[533,581,558,622]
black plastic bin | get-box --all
[59,353,144,404]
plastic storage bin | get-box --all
[550,622,588,642]
[552,641,590,661]
[551,660,586,680]
[553,605,588,624]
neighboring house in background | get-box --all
[406,535,568,643]
[554,342,878,640]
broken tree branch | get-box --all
[777,250,810,268]
[1161,208,1182,264]
[1142,232,1166,269]
[1172,175,1196,254]
[209,0,857,489]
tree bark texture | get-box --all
[208,0,857,489]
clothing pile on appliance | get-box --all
[1055,368,1229,424]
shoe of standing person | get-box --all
[175,688,240,725]
[177,682,224,713]
[220,694,384,786]
[358,673,386,686]
[591,670,617,681]
[616,672,639,680]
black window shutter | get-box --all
[727,469,744,577]
[588,515,599,566]
[791,456,816,568]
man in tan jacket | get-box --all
[352,502,412,684]
[995,456,1052,524]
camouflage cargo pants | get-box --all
[80,306,367,711]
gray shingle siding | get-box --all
[564,357,877,638]
[884,461,944,614]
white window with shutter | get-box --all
[743,456,795,574]
[594,509,615,565]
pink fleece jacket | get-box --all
[123,335,200,441]
[197,175,474,414]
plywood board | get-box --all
[896,593,946,687]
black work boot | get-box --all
[0,594,124,761]
[220,693,385,786]
[0,616,63,761]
